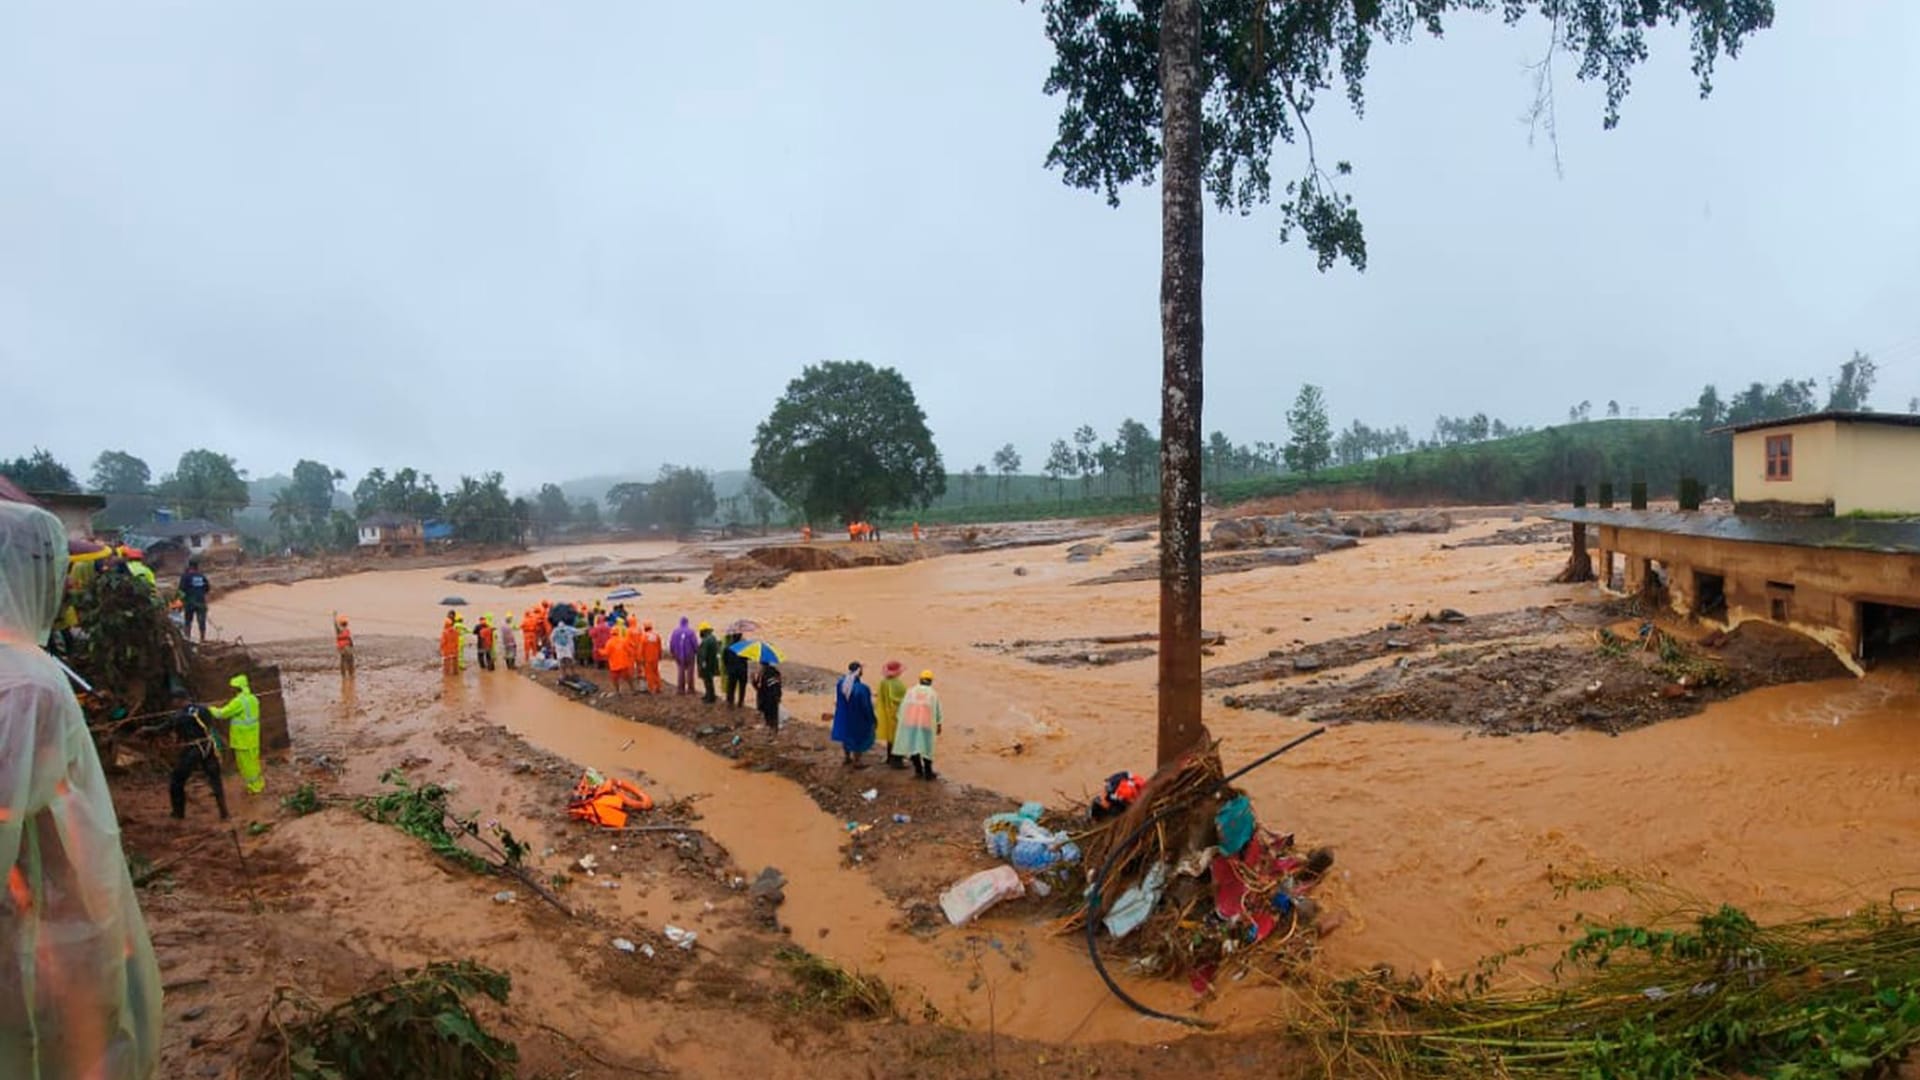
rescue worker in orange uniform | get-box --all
[334,613,354,679]
[605,623,637,695]
[521,607,540,660]
[638,620,664,694]
[439,613,460,676]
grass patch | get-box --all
[1308,882,1920,1078]
[257,960,517,1080]
[281,782,323,816]
[775,946,896,1019]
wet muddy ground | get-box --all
[124,510,1920,1075]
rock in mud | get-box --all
[750,866,787,906]
[1403,510,1455,534]
[1065,541,1108,563]
[1109,527,1152,543]
[1292,655,1323,672]
[500,564,548,587]
[1338,514,1388,538]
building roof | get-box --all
[1548,507,1920,556]
[142,518,235,539]
[1709,410,1920,436]
[360,511,421,528]
[29,490,107,512]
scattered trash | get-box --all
[1215,795,1255,857]
[596,880,621,890]
[612,937,636,953]
[891,813,912,824]
[940,865,1025,926]
[845,821,873,836]
[641,943,655,958]
[984,803,1080,872]
[606,587,642,601]
[576,854,598,875]
[1090,773,1145,820]
[664,926,698,950]
[1103,862,1169,939]
[491,891,516,904]
[860,788,878,802]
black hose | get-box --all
[1082,726,1328,1026]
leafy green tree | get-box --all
[1045,438,1077,500]
[606,481,653,528]
[1825,351,1876,411]
[1072,424,1100,494]
[533,483,573,540]
[1038,0,1771,763]
[651,465,717,537]
[354,467,444,519]
[89,450,158,529]
[89,450,151,494]
[444,473,516,544]
[160,449,248,522]
[1115,419,1158,495]
[573,499,601,531]
[289,460,343,519]
[1284,384,1332,475]
[751,361,945,524]
[992,443,1022,502]
[0,448,80,493]
[269,487,303,544]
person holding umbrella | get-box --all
[754,661,783,732]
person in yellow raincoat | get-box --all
[0,499,161,1078]
[211,672,263,794]
[876,660,908,769]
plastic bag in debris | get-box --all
[1102,861,1169,940]
[939,865,1025,926]
[984,803,1080,872]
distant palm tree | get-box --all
[269,487,302,546]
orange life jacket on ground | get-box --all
[567,774,654,829]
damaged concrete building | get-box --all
[1552,411,1920,671]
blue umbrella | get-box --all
[729,640,784,665]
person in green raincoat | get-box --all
[211,672,263,794]
[696,622,722,703]
[875,660,908,769]
[893,670,943,781]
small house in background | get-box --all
[131,518,242,570]
[1550,411,1920,670]
[29,490,107,540]
[357,512,426,555]
[1720,411,1920,517]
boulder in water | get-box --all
[501,564,548,587]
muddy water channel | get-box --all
[216,518,1920,1034]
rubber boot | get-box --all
[886,754,906,770]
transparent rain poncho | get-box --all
[0,501,160,1078]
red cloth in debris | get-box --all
[1210,831,1307,944]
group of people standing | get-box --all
[830,661,943,779]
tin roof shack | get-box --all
[1718,411,1920,518]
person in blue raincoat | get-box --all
[830,661,877,768]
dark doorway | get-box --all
[1861,602,1920,664]
[1694,571,1727,620]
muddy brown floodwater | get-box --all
[210,516,1920,1046]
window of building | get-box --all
[1764,434,1793,481]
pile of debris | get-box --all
[1208,508,1452,551]
[937,739,1333,1000]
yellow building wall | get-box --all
[1732,420,1836,509]
[1833,424,1920,515]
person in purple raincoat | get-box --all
[668,616,699,696]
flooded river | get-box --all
[213,518,1920,1033]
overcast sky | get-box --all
[4,2,1917,494]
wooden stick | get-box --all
[436,807,573,917]
[134,831,224,886]
[228,829,262,914]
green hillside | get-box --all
[892,418,1727,525]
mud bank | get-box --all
[198,514,1920,1056]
